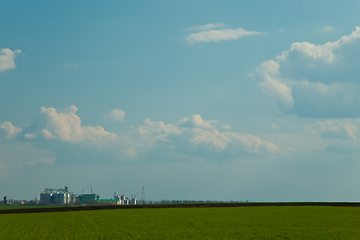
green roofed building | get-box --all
[76,194,99,205]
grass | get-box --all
[1,206,360,239]
[0,205,63,210]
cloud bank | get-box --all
[186,23,262,43]
[255,27,360,118]
[308,119,359,140]
[21,105,117,144]
[1,106,280,164]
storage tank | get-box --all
[57,191,66,205]
[70,193,75,203]
[40,191,47,204]
[64,193,68,204]
[45,192,53,205]
[65,192,71,204]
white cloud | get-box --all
[103,109,126,122]
[316,26,334,33]
[40,129,55,139]
[130,116,279,159]
[256,60,280,77]
[24,132,37,139]
[280,26,360,65]
[177,114,217,128]
[185,24,262,43]
[185,129,279,154]
[221,125,232,130]
[309,120,358,140]
[0,48,21,71]
[254,26,360,118]
[287,41,337,63]
[22,105,117,144]
[4,107,280,164]
[186,23,226,32]
[258,74,294,113]
[137,118,181,135]
[1,121,22,138]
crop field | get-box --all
[1,206,360,239]
[0,205,62,210]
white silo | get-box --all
[45,192,53,204]
[40,191,47,204]
[57,191,66,204]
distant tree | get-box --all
[3,196,7,204]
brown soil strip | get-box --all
[1,202,360,215]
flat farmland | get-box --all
[1,206,360,239]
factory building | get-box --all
[39,187,73,205]
[76,193,99,205]
[38,186,142,206]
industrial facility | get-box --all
[39,187,74,205]
[38,185,145,206]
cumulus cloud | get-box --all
[258,74,294,113]
[1,122,22,138]
[177,114,217,129]
[256,60,280,77]
[221,125,232,130]
[0,48,21,71]
[185,129,278,154]
[22,105,117,144]
[137,118,181,136]
[309,120,358,140]
[24,132,37,139]
[185,23,262,43]
[254,26,360,118]
[130,116,279,160]
[186,23,226,32]
[3,106,281,164]
[103,109,126,122]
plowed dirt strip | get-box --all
[1,202,360,214]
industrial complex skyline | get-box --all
[1,1,360,202]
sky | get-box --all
[1,0,360,202]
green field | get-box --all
[1,206,360,239]
[0,205,62,210]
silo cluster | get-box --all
[39,187,73,205]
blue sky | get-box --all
[1,0,360,202]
